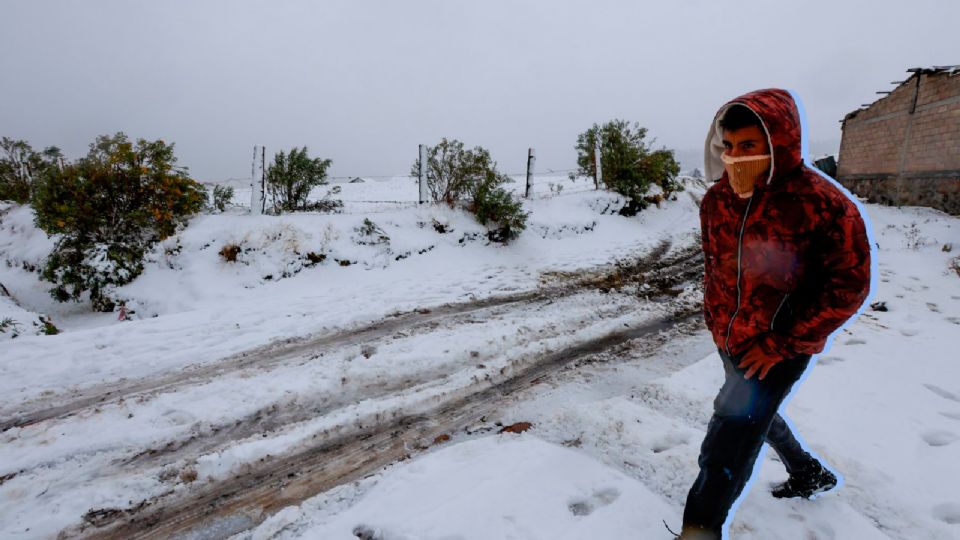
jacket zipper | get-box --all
[724,196,754,355]
[770,293,790,331]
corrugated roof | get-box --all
[907,65,960,75]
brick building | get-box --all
[837,65,960,215]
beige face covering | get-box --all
[721,153,770,198]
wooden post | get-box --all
[594,141,603,189]
[419,144,428,203]
[251,145,261,215]
[261,146,266,212]
[525,148,536,198]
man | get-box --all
[678,89,872,539]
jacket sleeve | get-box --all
[699,191,716,333]
[759,193,872,358]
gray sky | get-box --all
[2,0,957,181]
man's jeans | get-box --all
[682,348,817,534]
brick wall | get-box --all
[838,70,960,215]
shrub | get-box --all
[412,138,528,243]
[0,317,19,336]
[0,138,62,204]
[472,176,527,242]
[212,184,234,212]
[411,138,493,205]
[219,243,241,262]
[574,120,680,215]
[265,147,333,212]
[32,133,206,311]
[355,218,390,246]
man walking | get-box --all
[679,89,872,539]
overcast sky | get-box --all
[2,0,957,181]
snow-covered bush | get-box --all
[265,146,337,213]
[472,179,528,243]
[0,137,62,204]
[355,218,390,246]
[411,138,528,243]
[212,184,234,212]
[574,120,681,216]
[32,133,206,311]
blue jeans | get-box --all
[682,348,817,534]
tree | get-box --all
[411,138,493,205]
[411,138,528,242]
[0,137,62,203]
[265,146,333,212]
[32,133,206,310]
[212,184,234,212]
[574,120,680,215]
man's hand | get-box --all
[737,344,782,380]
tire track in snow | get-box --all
[33,241,703,539]
[111,240,702,473]
[69,307,702,540]
[0,239,690,433]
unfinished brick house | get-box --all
[837,65,960,215]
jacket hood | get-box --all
[704,88,803,186]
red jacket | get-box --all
[700,89,872,359]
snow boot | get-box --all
[771,462,838,499]
[664,520,720,540]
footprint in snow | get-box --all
[932,502,960,525]
[159,410,196,427]
[946,317,960,325]
[816,356,845,366]
[899,328,920,337]
[651,432,691,454]
[843,338,867,345]
[926,302,941,313]
[921,430,958,447]
[353,525,418,540]
[939,411,960,421]
[568,487,621,516]
[801,521,837,539]
[924,383,960,403]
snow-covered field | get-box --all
[1,176,959,539]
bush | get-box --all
[412,138,528,242]
[575,120,680,216]
[355,218,390,246]
[472,176,527,242]
[32,133,206,311]
[0,138,62,204]
[411,138,493,205]
[265,147,333,212]
[212,184,234,212]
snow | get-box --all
[235,204,960,540]
[0,177,697,405]
[254,435,678,540]
[2,177,959,539]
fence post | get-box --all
[419,144,428,204]
[525,148,536,198]
[594,140,603,190]
[261,146,266,212]
[251,145,262,215]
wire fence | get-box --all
[225,166,606,216]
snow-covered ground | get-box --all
[1,177,958,539]
[237,203,960,540]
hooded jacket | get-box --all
[700,89,871,359]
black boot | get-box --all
[771,462,838,499]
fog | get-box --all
[2,0,957,180]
